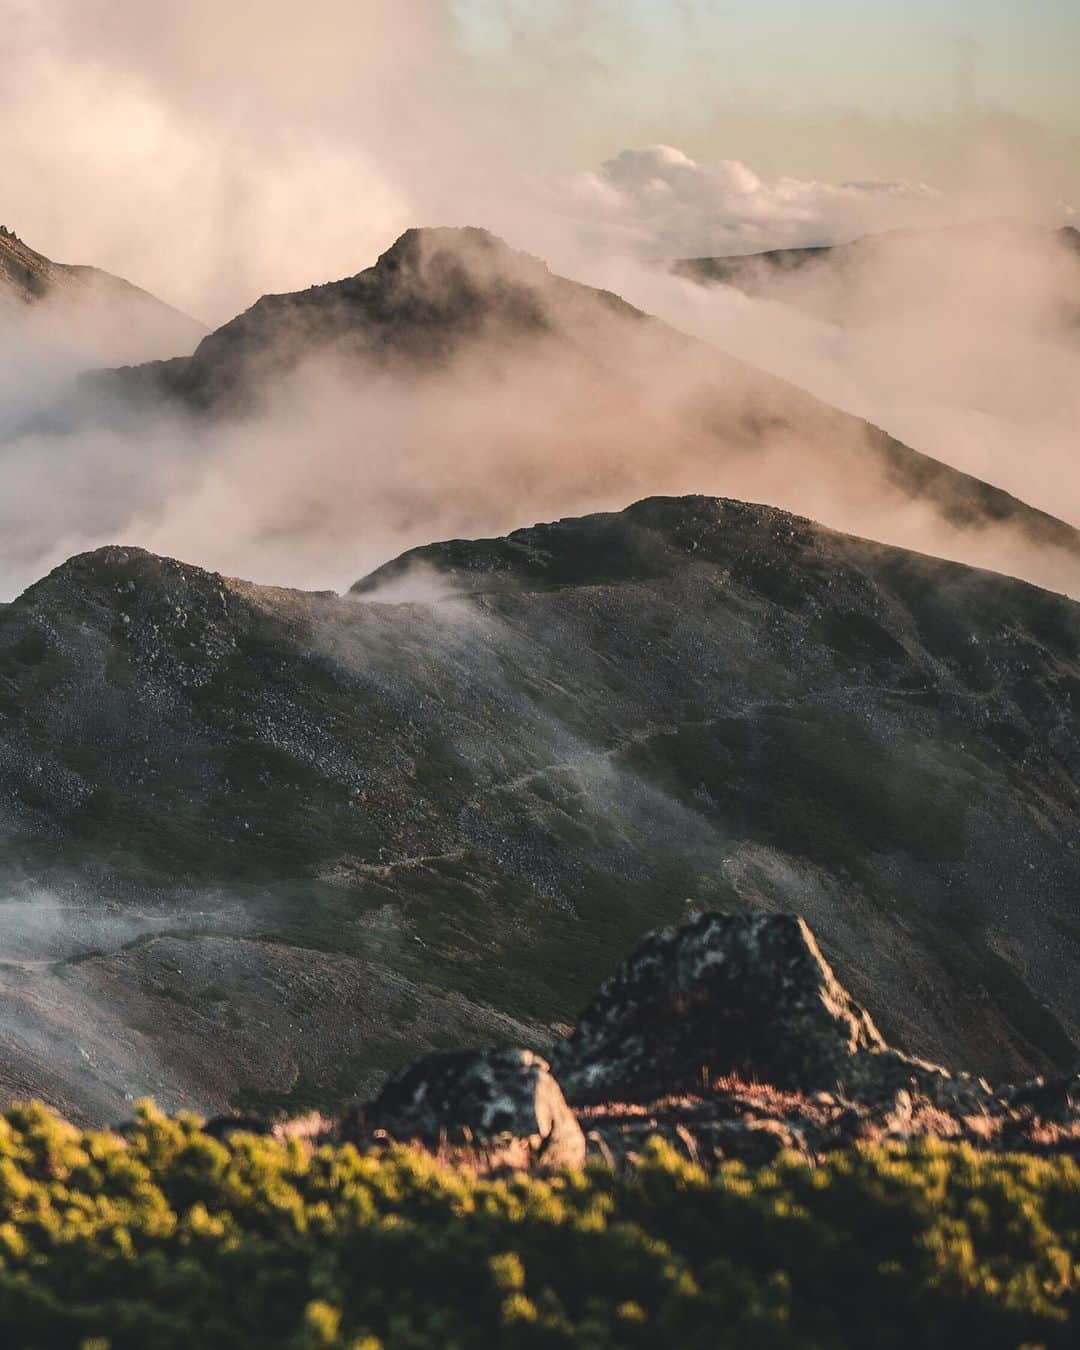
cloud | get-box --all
[595,215,1080,534]
[3,222,1080,611]
[564,145,950,259]
[5,2,1077,324]
[0,1,449,321]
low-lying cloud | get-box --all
[3,216,1080,608]
[566,145,949,259]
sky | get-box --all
[456,1,1080,145]
[2,0,1077,322]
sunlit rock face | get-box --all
[554,913,889,1103]
[554,911,997,1112]
[362,1047,586,1170]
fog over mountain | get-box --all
[3,9,1080,1345]
[665,219,1080,522]
[0,223,204,362]
[3,224,1080,609]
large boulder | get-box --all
[364,1048,585,1169]
[553,912,975,1106]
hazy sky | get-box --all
[2,0,1077,320]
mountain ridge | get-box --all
[74,225,1080,594]
[2,493,1078,1123]
[672,220,1080,291]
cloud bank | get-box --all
[566,145,948,258]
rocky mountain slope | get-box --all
[0,223,204,357]
[83,226,1080,584]
[1,495,1078,1122]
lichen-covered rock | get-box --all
[554,913,896,1104]
[364,1048,585,1169]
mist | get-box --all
[635,221,1080,527]
[6,1,1078,322]
[2,211,1079,608]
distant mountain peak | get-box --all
[91,223,623,411]
[0,223,205,362]
[372,224,539,270]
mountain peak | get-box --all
[95,225,578,411]
[360,224,555,318]
[372,225,535,272]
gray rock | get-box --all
[554,911,1000,1112]
[365,1048,585,1169]
[555,913,893,1104]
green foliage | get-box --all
[0,1101,1075,1348]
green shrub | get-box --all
[0,1101,1075,1348]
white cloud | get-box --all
[566,145,946,258]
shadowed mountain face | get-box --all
[90,227,592,411]
[1,495,1078,1122]
[80,226,1080,590]
[0,225,204,359]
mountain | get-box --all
[1,495,1078,1123]
[90,225,587,411]
[81,226,1080,590]
[0,223,204,358]
[672,220,1080,319]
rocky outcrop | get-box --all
[329,913,1077,1171]
[358,1048,585,1170]
[553,913,888,1102]
[553,913,994,1114]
